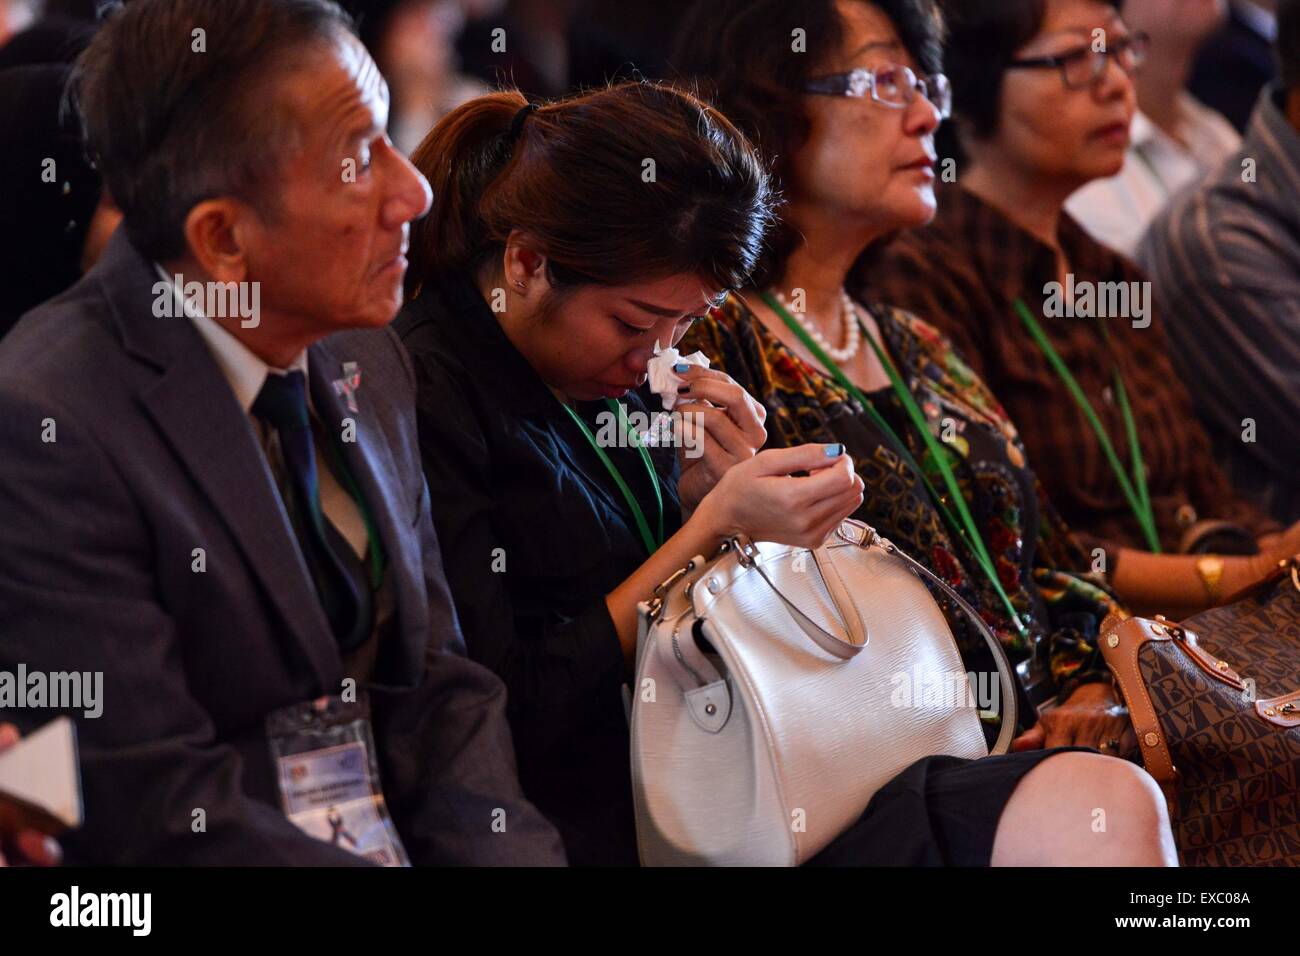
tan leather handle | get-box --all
[1098,614,1179,809]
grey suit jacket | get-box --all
[0,230,566,865]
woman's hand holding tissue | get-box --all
[670,364,769,516]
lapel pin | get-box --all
[332,361,361,414]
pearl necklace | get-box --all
[771,288,862,363]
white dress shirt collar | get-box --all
[155,264,308,413]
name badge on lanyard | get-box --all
[266,694,409,866]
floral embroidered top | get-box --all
[680,293,1123,713]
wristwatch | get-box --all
[1196,554,1225,605]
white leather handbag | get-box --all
[630,518,1018,867]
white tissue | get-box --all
[646,339,710,411]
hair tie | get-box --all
[506,102,539,145]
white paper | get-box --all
[0,716,82,828]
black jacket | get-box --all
[393,274,682,865]
[0,231,566,865]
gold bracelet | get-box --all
[1196,555,1225,605]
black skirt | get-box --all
[807,747,1091,866]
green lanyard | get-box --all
[763,292,1028,636]
[1013,298,1161,553]
[561,398,664,556]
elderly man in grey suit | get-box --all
[0,0,565,865]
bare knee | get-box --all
[1081,756,1176,863]
[992,753,1177,866]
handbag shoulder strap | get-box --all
[856,529,1020,755]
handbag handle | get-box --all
[734,520,1019,754]
[731,536,868,659]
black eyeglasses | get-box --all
[803,65,952,119]
[1007,32,1149,90]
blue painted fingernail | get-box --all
[825,443,844,457]
[673,363,690,373]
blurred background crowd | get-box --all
[0,0,1287,326]
[0,0,1295,870]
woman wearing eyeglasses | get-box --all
[672,0,1177,866]
[1063,0,1241,258]
[858,0,1300,614]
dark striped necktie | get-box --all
[252,370,373,652]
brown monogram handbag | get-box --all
[1099,555,1300,866]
